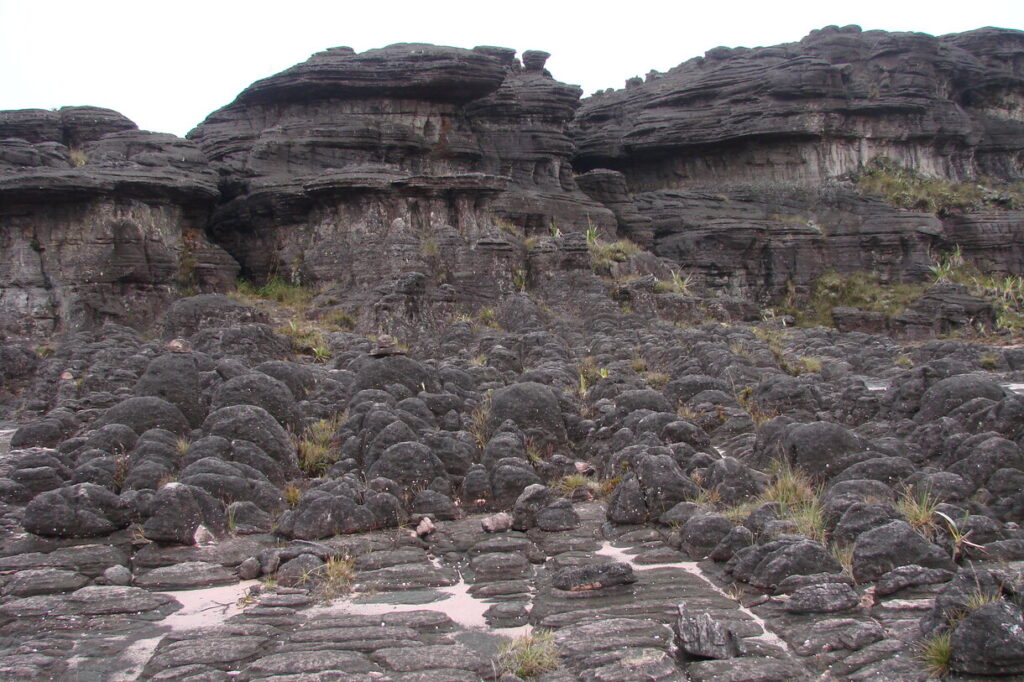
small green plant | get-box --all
[799,356,823,373]
[175,438,191,458]
[588,238,642,273]
[585,223,599,245]
[831,543,855,580]
[68,147,87,167]
[236,276,315,309]
[758,460,825,540]
[478,307,498,328]
[644,371,671,389]
[511,268,528,293]
[978,352,999,370]
[469,394,493,449]
[895,353,914,369]
[322,308,357,331]
[284,484,303,508]
[655,270,694,295]
[276,319,331,361]
[35,345,55,358]
[935,510,986,561]
[549,220,562,239]
[295,414,344,476]
[312,556,356,602]
[630,352,648,373]
[917,630,952,678]
[496,629,560,680]
[898,486,940,538]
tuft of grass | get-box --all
[68,147,87,167]
[978,352,999,370]
[895,353,914,369]
[497,629,560,680]
[313,556,356,602]
[644,371,671,389]
[831,543,855,580]
[276,320,332,362]
[799,356,823,373]
[853,157,1017,215]
[917,630,953,678]
[589,238,642,274]
[897,486,940,539]
[35,345,55,358]
[790,270,927,328]
[284,484,303,508]
[758,460,825,541]
[322,308,357,331]
[237,276,315,309]
[175,438,191,458]
[478,307,498,328]
[630,352,648,373]
[469,394,493,449]
[295,414,344,476]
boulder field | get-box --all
[0,25,1023,681]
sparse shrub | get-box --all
[799,356,823,373]
[644,371,671,389]
[852,157,1008,215]
[478,307,498,328]
[758,459,825,540]
[497,629,560,680]
[895,354,914,369]
[978,352,999,370]
[276,320,331,361]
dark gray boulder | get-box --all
[552,561,636,591]
[950,601,1024,675]
[210,372,298,430]
[23,483,129,537]
[202,404,299,478]
[365,441,446,491]
[142,482,226,545]
[133,353,207,428]
[852,520,956,583]
[98,396,190,436]
[488,382,567,444]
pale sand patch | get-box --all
[157,580,261,631]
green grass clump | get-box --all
[758,460,825,540]
[897,486,940,539]
[295,414,345,476]
[322,308,357,331]
[236,276,315,308]
[276,320,332,362]
[589,238,642,273]
[796,270,927,327]
[853,157,1023,215]
[312,556,356,602]
[917,630,952,678]
[497,630,560,680]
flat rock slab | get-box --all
[135,561,236,590]
[0,585,178,619]
[371,643,490,675]
[354,563,459,591]
[552,561,636,591]
[240,650,381,677]
[1,567,89,596]
[144,635,267,673]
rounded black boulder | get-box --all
[97,397,190,436]
[24,483,129,537]
[365,442,446,491]
[133,354,207,428]
[488,382,567,444]
[202,405,299,479]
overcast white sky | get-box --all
[1,0,1021,137]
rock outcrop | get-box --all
[187,43,615,331]
[573,25,1024,298]
[0,107,237,337]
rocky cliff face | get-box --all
[0,107,237,337]
[187,44,615,329]
[1,27,1023,338]
[573,25,1024,299]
